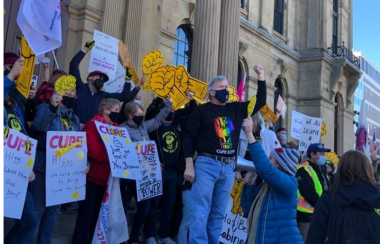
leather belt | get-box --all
[198,153,235,163]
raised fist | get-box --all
[173,65,190,93]
[84,40,95,51]
[142,50,164,75]
[253,64,265,80]
[149,66,176,97]
[125,67,132,80]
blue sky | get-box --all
[353,0,380,69]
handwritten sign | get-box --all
[219,181,247,244]
[16,35,36,99]
[4,128,37,219]
[299,116,322,151]
[260,104,278,125]
[89,30,119,80]
[291,111,304,140]
[103,61,125,93]
[45,131,87,207]
[276,95,287,118]
[95,121,140,180]
[135,141,162,201]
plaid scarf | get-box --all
[36,81,55,107]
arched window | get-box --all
[173,25,193,72]
[274,78,283,130]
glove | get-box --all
[84,40,95,51]
[125,67,132,80]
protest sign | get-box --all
[45,131,87,207]
[142,50,165,76]
[260,104,278,125]
[247,96,257,117]
[16,35,36,99]
[4,128,37,219]
[291,110,304,140]
[92,176,128,244]
[219,181,247,244]
[188,77,208,100]
[321,122,327,137]
[95,121,140,180]
[89,30,119,80]
[54,75,76,95]
[276,95,287,118]
[17,0,62,56]
[135,141,163,201]
[299,116,322,151]
[228,86,240,102]
[103,61,125,93]
[119,40,140,86]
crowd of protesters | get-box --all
[3,37,380,244]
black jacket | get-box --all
[306,181,380,244]
[296,160,330,222]
[145,98,197,191]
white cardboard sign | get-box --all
[290,110,304,140]
[95,121,141,180]
[4,128,37,219]
[103,61,125,93]
[45,131,87,207]
[88,30,119,80]
[299,116,322,151]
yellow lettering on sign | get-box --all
[17,35,36,99]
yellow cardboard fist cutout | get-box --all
[54,75,76,95]
[231,180,244,215]
[142,50,165,75]
[260,104,278,126]
[119,40,140,85]
[321,122,327,137]
[326,151,339,168]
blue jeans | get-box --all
[241,184,258,218]
[4,189,38,244]
[30,171,61,244]
[189,156,234,244]
[178,190,191,244]
[145,169,178,239]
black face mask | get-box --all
[62,96,76,109]
[214,89,229,103]
[132,115,144,126]
[93,79,105,91]
[109,111,120,123]
[165,111,175,121]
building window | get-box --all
[173,25,193,72]
[241,0,245,9]
[274,0,284,34]
[332,0,338,48]
[274,78,283,130]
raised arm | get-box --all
[251,64,267,115]
[4,59,23,99]
[69,40,95,91]
[144,99,171,133]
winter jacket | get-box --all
[247,142,303,244]
[4,75,15,98]
[31,104,81,173]
[4,76,26,132]
[85,114,118,186]
[69,50,131,124]
[296,159,330,222]
[306,181,380,244]
[119,100,170,142]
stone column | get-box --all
[190,0,222,83]
[101,0,126,39]
[124,0,143,66]
[218,0,240,87]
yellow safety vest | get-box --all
[297,161,323,214]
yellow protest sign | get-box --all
[142,50,165,75]
[321,122,327,137]
[54,75,76,95]
[247,96,257,117]
[260,104,278,125]
[231,180,244,215]
[118,41,131,67]
[17,35,36,99]
[148,65,190,110]
[228,86,239,103]
[193,96,206,105]
[326,151,339,168]
[188,77,208,99]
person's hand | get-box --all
[138,75,147,88]
[184,166,195,183]
[371,152,377,161]
[253,64,265,81]
[125,66,132,80]
[243,117,254,134]
[28,171,35,182]
[28,85,36,99]
[235,171,242,182]
[187,91,195,100]
[84,40,95,51]
[42,62,49,69]
[244,171,258,185]
[7,59,24,82]
[326,164,332,174]
[83,166,90,174]
[50,93,62,107]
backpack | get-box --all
[326,197,380,244]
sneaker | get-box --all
[158,237,176,244]
[145,237,158,244]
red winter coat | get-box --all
[85,114,118,186]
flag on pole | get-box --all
[373,131,377,152]
[356,99,369,155]
[92,176,128,244]
[236,73,246,102]
[17,0,62,56]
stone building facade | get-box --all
[4,0,361,155]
